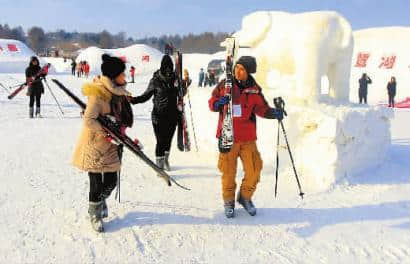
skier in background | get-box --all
[129,55,190,172]
[387,76,397,107]
[358,73,372,104]
[208,56,284,219]
[72,54,133,232]
[26,56,46,118]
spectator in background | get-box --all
[84,61,90,78]
[358,73,372,104]
[130,66,135,83]
[198,68,205,87]
[387,76,397,108]
[204,72,209,87]
[71,59,77,76]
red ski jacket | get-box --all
[208,77,271,142]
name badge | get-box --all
[233,104,242,117]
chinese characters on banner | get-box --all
[142,55,150,62]
[354,52,370,67]
[378,55,396,69]
[355,52,397,69]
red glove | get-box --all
[133,138,144,150]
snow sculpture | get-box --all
[233,11,353,104]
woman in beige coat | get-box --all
[72,54,133,232]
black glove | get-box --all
[265,108,284,121]
[213,95,230,111]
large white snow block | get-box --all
[280,104,393,191]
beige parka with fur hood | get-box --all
[72,75,131,173]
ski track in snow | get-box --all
[1,74,410,263]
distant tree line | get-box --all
[0,23,230,55]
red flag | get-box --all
[7,44,19,52]
[142,55,150,62]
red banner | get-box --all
[7,44,19,52]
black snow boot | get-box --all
[224,200,235,218]
[88,201,104,232]
[35,107,42,118]
[164,151,171,171]
[29,107,34,118]
[237,194,256,216]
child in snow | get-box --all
[72,54,133,232]
[208,56,284,218]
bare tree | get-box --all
[28,26,46,52]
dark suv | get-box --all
[207,59,225,76]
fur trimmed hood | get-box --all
[82,75,131,101]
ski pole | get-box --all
[274,121,280,198]
[42,78,64,116]
[279,120,304,199]
[273,97,304,199]
[186,89,199,152]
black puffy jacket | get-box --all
[131,70,187,124]
[25,64,44,95]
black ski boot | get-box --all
[224,200,235,218]
[88,201,104,232]
[237,194,256,216]
[164,151,171,171]
[35,107,42,118]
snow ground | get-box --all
[1,73,410,263]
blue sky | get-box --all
[0,0,408,38]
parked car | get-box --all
[207,59,225,76]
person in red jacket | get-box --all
[208,56,284,218]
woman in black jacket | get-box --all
[26,56,45,118]
[130,55,189,170]
[387,76,397,107]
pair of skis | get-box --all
[218,37,238,153]
[7,64,50,100]
[51,79,189,191]
[174,51,198,152]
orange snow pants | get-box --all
[217,141,263,202]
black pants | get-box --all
[359,94,367,104]
[153,119,177,157]
[88,172,118,202]
[388,95,395,107]
[29,93,42,108]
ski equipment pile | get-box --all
[52,79,190,191]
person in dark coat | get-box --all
[198,68,205,87]
[71,59,77,76]
[387,76,397,107]
[358,73,372,104]
[129,55,190,171]
[26,56,45,118]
